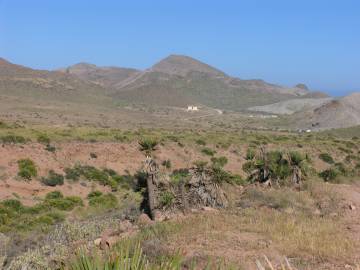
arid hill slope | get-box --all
[112,55,320,110]
[306,92,360,129]
[58,62,139,88]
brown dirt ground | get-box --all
[162,182,360,270]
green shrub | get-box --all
[193,160,208,172]
[81,166,109,184]
[162,159,172,169]
[35,214,57,226]
[159,191,174,207]
[345,155,358,162]
[45,191,64,200]
[170,169,189,184]
[230,174,248,185]
[139,138,158,154]
[195,139,206,146]
[2,199,23,212]
[45,196,83,211]
[41,170,64,186]
[45,144,56,152]
[114,135,128,142]
[88,193,118,209]
[87,191,103,199]
[211,156,228,167]
[112,174,133,190]
[334,162,349,176]
[1,135,26,144]
[245,148,256,160]
[319,153,334,164]
[64,167,81,181]
[37,134,50,144]
[201,147,216,156]
[64,165,121,188]
[289,151,305,166]
[242,161,256,174]
[338,147,352,154]
[242,150,310,185]
[210,165,232,184]
[17,159,37,180]
[319,168,338,182]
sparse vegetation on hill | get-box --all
[1,124,360,269]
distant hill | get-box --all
[150,54,226,77]
[307,93,360,129]
[111,55,323,111]
[58,63,139,88]
[0,58,112,106]
[1,55,346,130]
[248,97,333,115]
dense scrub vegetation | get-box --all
[64,165,130,191]
[0,191,83,233]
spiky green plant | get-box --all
[139,138,158,155]
[68,243,148,270]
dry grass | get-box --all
[239,209,353,260]
[152,207,354,266]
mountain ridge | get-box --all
[2,54,357,130]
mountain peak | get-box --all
[151,54,226,77]
[295,83,309,91]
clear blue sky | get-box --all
[0,0,359,96]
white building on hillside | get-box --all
[187,105,199,111]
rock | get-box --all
[94,238,102,246]
[119,220,133,232]
[153,210,167,222]
[349,204,356,210]
[201,206,218,212]
[100,236,110,250]
[137,213,154,227]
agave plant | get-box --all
[139,138,158,156]
[244,147,310,186]
[68,244,148,270]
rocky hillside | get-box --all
[248,97,332,115]
[58,63,139,88]
[1,55,328,112]
[307,92,360,129]
[0,58,111,106]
